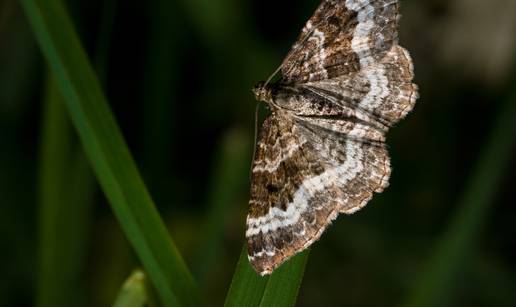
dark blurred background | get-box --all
[1,0,515,306]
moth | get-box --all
[247,0,418,275]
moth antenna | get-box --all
[264,65,282,87]
[249,102,261,182]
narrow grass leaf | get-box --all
[224,247,269,307]
[403,89,516,307]
[21,1,201,306]
[37,74,93,307]
[225,246,309,307]
[37,1,115,304]
[259,249,309,307]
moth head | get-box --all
[252,81,272,103]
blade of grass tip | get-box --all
[21,1,201,306]
[112,270,147,307]
[194,129,251,282]
[402,89,516,307]
[112,268,162,307]
[224,246,309,307]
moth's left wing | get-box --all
[247,111,390,275]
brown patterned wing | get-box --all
[247,110,391,275]
[302,45,418,126]
[280,0,400,83]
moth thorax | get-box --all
[252,81,274,104]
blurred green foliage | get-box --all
[1,0,515,306]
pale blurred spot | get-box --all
[440,0,516,84]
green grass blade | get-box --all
[37,1,114,304]
[258,250,309,307]
[112,270,147,307]
[21,1,201,306]
[224,247,269,307]
[225,246,309,307]
[402,90,516,307]
[37,74,94,307]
